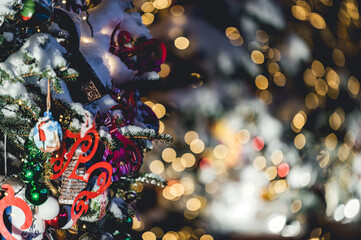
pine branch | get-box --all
[103,127,173,151]
[135,172,167,188]
[0,95,39,121]
[23,52,36,65]
[102,138,117,150]
[61,73,79,81]
[0,116,32,128]
[55,65,79,82]
[50,77,63,94]
[0,124,29,137]
[121,128,173,145]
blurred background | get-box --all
[129,0,361,239]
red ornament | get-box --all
[109,22,167,74]
[0,184,33,240]
[45,205,68,229]
[50,124,113,225]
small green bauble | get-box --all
[20,163,42,183]
[19,0,36,21]
[25,182,49,205]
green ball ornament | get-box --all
[19,0,36,21]
[25,182,49,205]
[20,163,42,183]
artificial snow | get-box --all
[1,104,18,117]
[0,0,21,26]
[0,33,68,79]
[84,95,118,115]
[21,34,68,69]
[3,32,14,42]
[120,125,156,136]
[0,80,30,99]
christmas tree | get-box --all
[0,0,171,239]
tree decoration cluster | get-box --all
[0,0,170,239]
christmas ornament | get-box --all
[13,213,45,240]
[110,23,167,74]
[103,129,143,182]
[58,152,87,205]
[37,196,60,220]
[19,0,36,21]
[18,0,52,27]
[80,185,110,222]
[32,66,62,154]
[45,205,68,229]
[0,184,32,240]
[50,124,113,224]
[19,162,42,183]
[25,182,49,206]
[33,111,63,153]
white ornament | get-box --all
[11,206,30,232]
[37,196,60,220]
[12,213,45,240]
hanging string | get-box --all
[47,78,51,112]
[4,134,7,178]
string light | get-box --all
[174,37,190,50]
